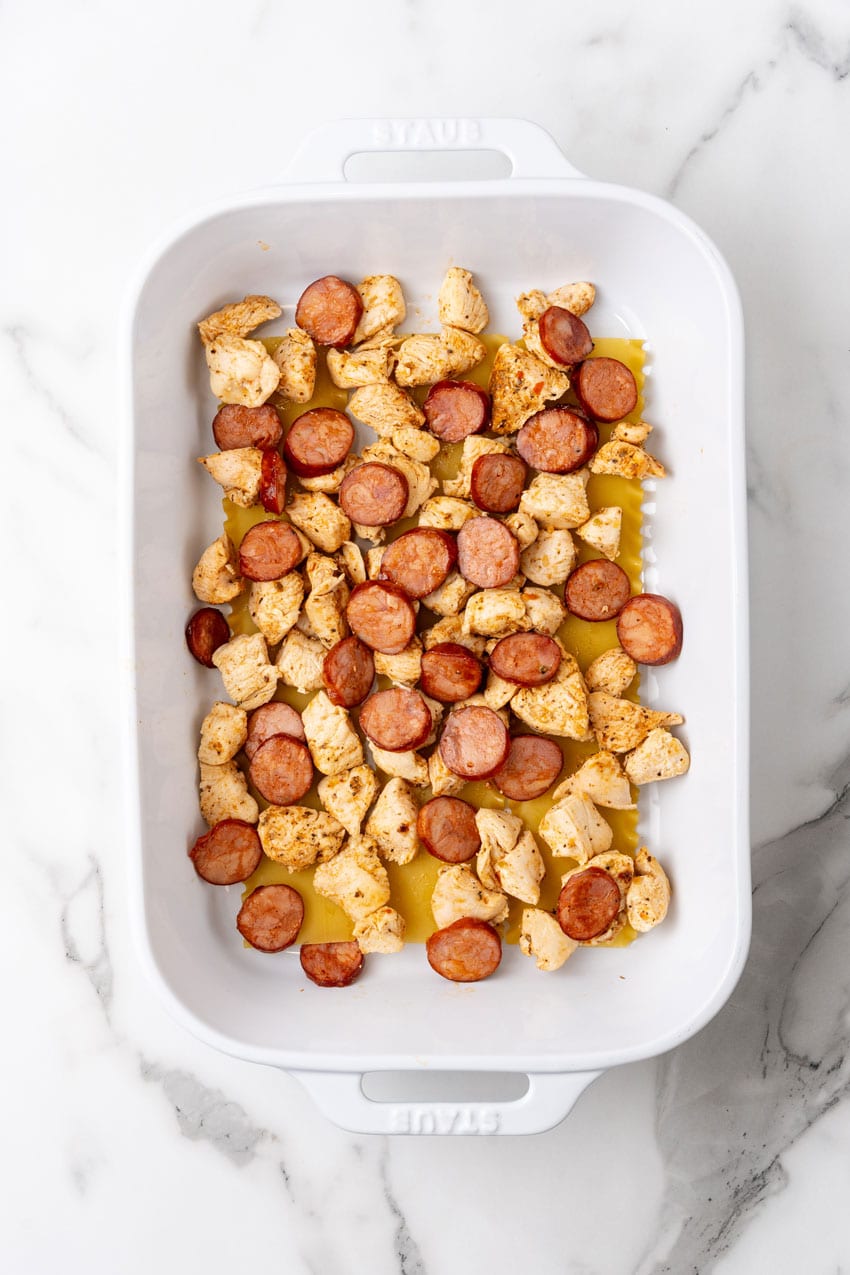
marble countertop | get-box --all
[5,0,850,1271]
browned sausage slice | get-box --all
[359,688,433,752]
[439,705,510,779]
[346,581,417,654]
[516,408,598,473]
[616,594,683,665]
[470,453,527,513]
[237,884,305,953]
[574,357,638,423]
[338,462,408,526]
[417,796,480,863]
[426,918,502,982]
[423,380,490,442]
[489,633,562,686]
[245,702,306,760]
[295,276,363,348]
[238,521,303,582]
[186,607,231,667]
[419,642,483,703]
[259,449,287,514]
[538,305,593,365]
[212,403,282,451]
[322,635,375,707]
[189,819,263,885]
[557,867,621,941]
[456,517,520,589]
[379,528,457,599]
[248,734,314,805]
[565,559,631,622]
[300,940,364,987]
[283,407,355,478]
[492,735,563,801]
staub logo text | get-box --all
[372,119,482,148]
[391,1106,501,1135]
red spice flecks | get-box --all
[533,381,544,394]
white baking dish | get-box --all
[124,118,750,1135]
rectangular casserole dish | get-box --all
[124,117,750,1135]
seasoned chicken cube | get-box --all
[432,863,509,929]
[248,573,304,645]
[476,808,523,864]
[427,748,466,797]
[348,383,425,437]
[313,835,391,922]
[204,334,280,408]
[590,440,666,480]
[353,521,387,545]
[370,745,430,788]
[317,764,379,837]
[192,533,244,604]
[212,633,278,710]
[437,266,489,334]
[626,848,671,932]
[299,455,358,494]
[520,528,576,586]
[335,541,366,586]
[302,690,363,776]
[353,905,406,954]
[442,436,508,499]
[361,440,436,518]
[197,448,263,507]
[519,472,590,529]
[423,615,486,656]
[441,326,487,374]
[422,570,477,617]
[365,777,420,865]
[287,492,351,554]
[489,343,570,435]
[198,760,258,827]
[258,805,345,871]
[547,281,596,317]
[483,668,516,710]
[504,510,539,551]
[365,546,385,578]
[491,829,545,905]
[612,419,653,446]
[539,793,613,864]
[271,327,316,403]
[624,728,690,784]
[198,295,281,345]
[394,328,485,387]
[553,750,635,809]
[521,586,567,635]
[374,639,422,686]
[519,908,578,971]
[588,692,683,753]
[197,701,247,765]
[353,274,406,344]
[275,629,326,693]
[584,648,637,697]
[391,427,440,463]
[326,344,395,388]
[303,552,349,649]
[515,289,548,322]
[462,588,527,638]
[512,649,589,739]
[576,507,622,561]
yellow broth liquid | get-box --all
[225,336,645,945]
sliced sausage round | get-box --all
[248,734,314,805]
[259,449,287,514]
[419,642,483,703]
[300,940,364,987]
[212,403,282,451]
[245,702,306,761]
[295,276,363,348]
[339,462,408,527]
[492,735,563,801]
[574,357,638,423]
[516,407,598,474]
[616,594,683,666]
[565,559,631,622]
[489,633,562,686]
[423,380,490,442]
[417,796,480,863]
[185,607,230,667]
[283,407,354,478]
[189,819,263,885]
[346,581,417,654]
[237,884,304,953]
[359,688,433,753]
[426,918,502,982]
[379,528,457,599]
[322,635,375,707]
[456,517,520,589]
[470,453,527,513]
[557,867,621,941]
[439,705,510,780]
[238,521,303,582]
[538,305,593,365]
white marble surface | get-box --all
[4,0,850,1270]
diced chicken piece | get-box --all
[391,427,440,463]
[197,701,248,766]
[519,472,590,529]
[334,541,366,586]
[302,690,363,776]
[272,327,316,403]
[258,805,345,871]
[303,552,349,649]
[418,499,477,537]
[431,863,509,930]
[287,492,351,553]
[539,793,613,864]
[553,750,635,809]
[441,326,487,375]
[521,586,567,636]
[198,294,281,345]
[483,669,516,710]
[612,419,653,445]
[354,521,387,545]
[476,808,523,864]
[212,633,278,710]
[317,764,379,837]
[584,648,637,697]
[394,328,486,388]
[624,728,690,785]
[204,334,280,408]
[192,533,244,604]
[520,528,576,586]
[248,572,304,645]
[313,835,391,922]
[353,905,406,954]
[299,455,358,494]
[370,745,430,788]
[275,629,326,693]
[504,510,539,550]
[515,290,548,322]
[512,649,589,739]
[519,908,578,971]
[353,274,406,344]
[198,760,258,827]
[427,748,466,797]
[365,546,385,578]
[437,266,489,334]
[463,588,527,638]
[326,344,395,388]
[588,692,683,753]
[361,440,437,518]
[197,448,263,508]
[442,436,509,499]
[546,281,596,317]
[365,777,420,865]
[626,848,671,932]
[423,615,486,657]
[576,507,622,561]
[489,343,570,435]
[348,383,425,437]
[490,829,545,905]
[423,570,477,618]
[590,441,666,480]
[374,639,422,686]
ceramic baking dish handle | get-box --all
[284,117,585,183]
[291,1069,601,1135]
